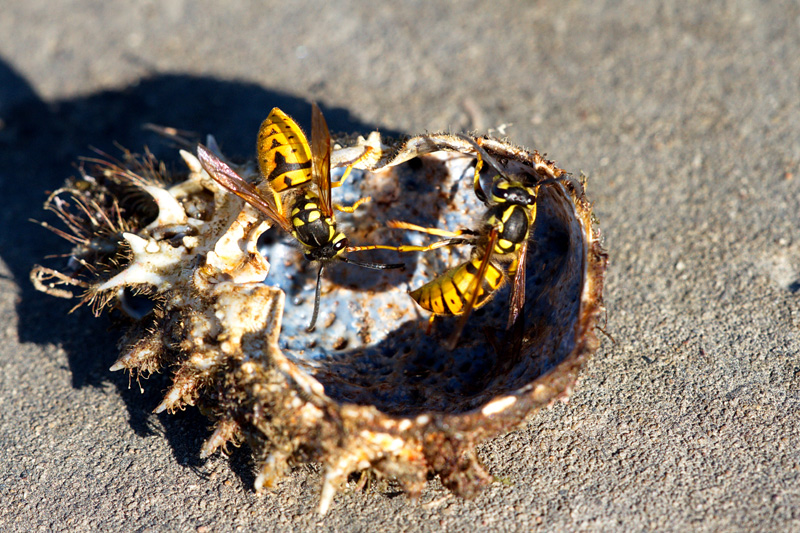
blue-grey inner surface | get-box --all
[262,153,584,415]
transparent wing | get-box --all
[446,226,500,350]
[506,237,528,330]
[196,144,293,233]
[311,103,333,217]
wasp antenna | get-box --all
[306,264,325,332]
[339,256,405,271]
[455,134,506,172]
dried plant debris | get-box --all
[31,112,607,513]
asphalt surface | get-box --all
[1,1,799,531]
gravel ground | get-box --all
[1,1,799,531]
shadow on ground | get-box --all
[0,56,400,490]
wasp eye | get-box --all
[334,238,347,250]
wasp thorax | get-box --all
[291,193,338,249]
[490,180,536,206]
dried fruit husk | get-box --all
[31,131,607,513]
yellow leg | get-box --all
[387,220,469,238]
[347,220,474,254]
[507,256,519,278]
[334,196,371,213]
[472,147,488,203]
[272,191,284,217]
[330,146,375,189]
[422,312,437,335]
[347,237,468,254]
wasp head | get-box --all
[490,179,537,207]
[303,231,348,263]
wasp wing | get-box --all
[506,236,528,330]
[196,144,293,233]
[311,103,333,218]
[446,226,501,350]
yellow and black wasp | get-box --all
[197,104,403,331]
[362,136,561,349]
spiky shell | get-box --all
[31,130,606,514]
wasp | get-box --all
[197,104,404,331]
[360,136,560,349]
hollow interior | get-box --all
[264,152,586,416]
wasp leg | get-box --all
[472,147,488,203]
[272,191,285,217]
[347,237,469,254]
[330,146,375,188]
[334,196,371,213]
[388,220,478,238]
[425,312,436,335]
[347,221,474,254]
